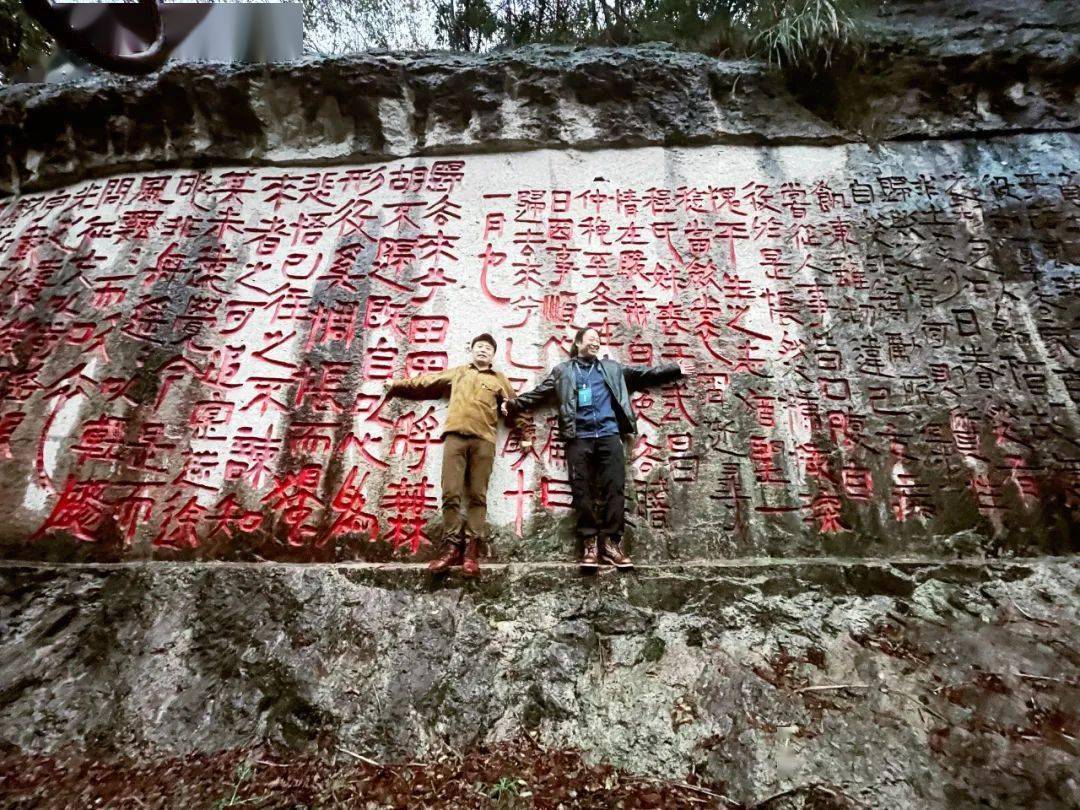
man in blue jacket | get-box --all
[505,327,693,569]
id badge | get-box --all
[577,385,592,407]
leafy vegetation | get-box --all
[438,0,867,63]
[752,0,864,69]
[2,0,873,80]
[306,0,875,72]
[0,0,52,82]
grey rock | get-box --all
[1,558,1077,807]
[0,0,1077,195]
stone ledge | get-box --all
[1,0,1077,194]
[2,556,1077,807]
[0,555,1063,595]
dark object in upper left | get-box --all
[21,0,210,75]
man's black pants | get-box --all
[564,434,626,539]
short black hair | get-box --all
[570,326,598,358]
[471,332,497,350]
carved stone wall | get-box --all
[0,134,1077,562]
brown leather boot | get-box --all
[427,541,464,573]
[600,537,634,568]
[580,537,599,569]
[461,535,482,578]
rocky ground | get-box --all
[2,558,1077,808]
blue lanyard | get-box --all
[572,359,598,391]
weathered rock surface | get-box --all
[1,559,1077,807]
[0,132,1076,563]
[0,1,1075,563]
[1,0,1077,195]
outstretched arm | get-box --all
[384,367,456,399]
[622,361,684,392]
[496,373,537,446]
[505,366,560,415]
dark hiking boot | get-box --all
[580,537,599,569]
[428,541,464,573]
[462,535,482,578]
[600,537,634,568]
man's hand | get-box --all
[678,359,698,376]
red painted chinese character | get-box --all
[540,476,573,509]
[408,316,449,344]
[363,337,399,380]
[73,415,127,465]
[152,495,206,549]
[0,410,25,458]
[33,476,108,542]
[340,431,389,469]
[749,435,787,485]
[327,466,380,544]
[391,406,442,470]
[380,476,437,553]
[840,462,874,502]
[263,465,324,546]
[305,302,359,351]
[225,426,281,489]
[208,494,264,541]
[810,489,847,533]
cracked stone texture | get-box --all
[0,0,1077,195]
[1,559,1077,807]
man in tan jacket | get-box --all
[383,333,519,576]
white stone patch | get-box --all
[379,90,419,156]
[554,96,600,144]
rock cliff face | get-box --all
[0,133,1076,565]
[0,0,1077,804]
[0,0,1077,195]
